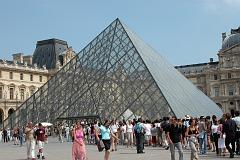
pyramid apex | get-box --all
[114,18,123,24]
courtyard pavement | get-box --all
[0,137,239,160]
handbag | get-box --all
[97,140,105,152]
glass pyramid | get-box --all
[3,18,222,128]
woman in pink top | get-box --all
[72,122,87,160]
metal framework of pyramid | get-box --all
[4,18,222,128]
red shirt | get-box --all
[36,128,45,141]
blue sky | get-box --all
[0,0,240,65]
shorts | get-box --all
[37,140,44,149]
[102,139,111,151]
[145,135,151,141]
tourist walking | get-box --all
[198,116,207,154]
[166,116,183,160]
[233,110,240,155]
[161,117,170,150]
[223,113,237,158]
[151,123,157,147]
[35,123,46,159]
[58,123,64,143]
[110,120,118,151]
[13,127,19,145]
[186,119,199,160]
[3,128,8,143]
[7,128,11,141]
[211,117,219,155]
[72,121,86,160]
[65,125,70,142]
[96,119,118,160]
[217,118,226,156]
[126,120,133,148]
[134,118,145,154]
[120,122,127,145]
[155,119,163,147]
[19,126,24,147]
[0,129,2,142]
[25,122,36,160]
[144,120,152,146]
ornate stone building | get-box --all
[0,39,75,127]
[176,27,240,113]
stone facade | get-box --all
[0,39,76,127]
[176,27,240,113]
[0,60,49,126]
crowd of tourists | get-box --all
[83,111,239,160]
[58,111,240,160]
[0,110,240,160]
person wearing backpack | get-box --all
[134,118,145,154]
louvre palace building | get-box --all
[176,27,240,114]
[1,26,240,127]
[0,39,75,127]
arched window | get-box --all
[8,108,14,117]
[8,108,14,129]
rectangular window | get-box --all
[20,73,23,80]
[30,74,33,81]
[228,73,232,79]
[214,75,218,80]
[10,88,14,100]
[228,85,234,96]
[0,70,2,78]
[20,89,24,100]
[39,75,42,82]
[9,72,13,79]
[0,87,2,99]
[214,87,219,97]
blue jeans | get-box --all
[199,133,207,154]
[19,136,23,146]
[169,142,183,160]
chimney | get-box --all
[23,55,33,65]
[210,58,213,63]
[12,53,23,63]
[222,32,226,41]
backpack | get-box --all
[135,123,143,134]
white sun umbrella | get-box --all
[36,122,53,127]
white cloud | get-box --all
[222,0,240,6]
[202,0,240,12]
